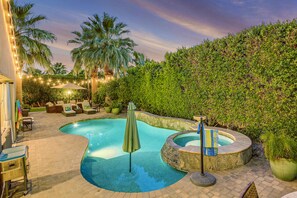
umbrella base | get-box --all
[190,172,216,187]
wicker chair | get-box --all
[240,182,259,198]
[45,102,56,113]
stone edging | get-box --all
[161,129,252,172]
[135,111,195,131]
[132,111,252,172]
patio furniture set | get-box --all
[46,100,99,116]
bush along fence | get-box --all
[22,75,88,106]
[97,20,297,140]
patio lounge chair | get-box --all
[62,104,76,117]
[82,101,96,114]
[240,181,259,198]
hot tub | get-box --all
[161,127,252,172]
[173,132,234,147]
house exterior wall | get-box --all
[0,0,18,150]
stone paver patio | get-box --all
[14,111,297,198]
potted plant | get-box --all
[104,103,112,113]
[111,101,122,115]
[261,132,297,181]
[22,104,31,116]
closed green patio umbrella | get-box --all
[122,102,141,172]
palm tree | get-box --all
[11,0,56,101]
[133,51,146,66]
[24,67,43,75]
[69,12,135,99]
[51,62,67,74]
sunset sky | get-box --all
[28,0,297,71]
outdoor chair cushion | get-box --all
[62,104,76,117]
[82,101,96,114]
[57,101,64,105]
[82,101,91,109]
[46,102,54,107]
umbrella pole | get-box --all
[200,117,204,176]
[190,115,216,187]
[129,153,132,172]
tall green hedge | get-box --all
[98,20,297,139]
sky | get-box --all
[25,0,297,71]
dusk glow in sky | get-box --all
[28,0,297,70]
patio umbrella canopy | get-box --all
[122,102,141,172]
[51,82,86,90]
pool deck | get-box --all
[15,111,297,198]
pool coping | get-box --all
[176,127,252,155]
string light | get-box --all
[21,74,95,87]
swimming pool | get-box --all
[60,119,185,192]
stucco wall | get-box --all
[0,0,17,149]
[0,1,16,80]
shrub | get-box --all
[105,80,119,101]
[261,132,297,160]
[22,75,87,105]
[96,20,297,140]
[94,83,107,105]
[111,100,123,112]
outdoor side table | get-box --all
[74,108,83,114]
[77,102,83,109]
[0,145,29,197]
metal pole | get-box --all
[200,117,204,176]
[129,153,132,172]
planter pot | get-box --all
[22,109,30,117]
[104,107,112,113]
[112,108,120,115]
[270,158,297,181]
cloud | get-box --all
[130,30,182,61]
[130,0,247,38]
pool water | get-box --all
[174,132,234,147]
[60,119,185,192]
